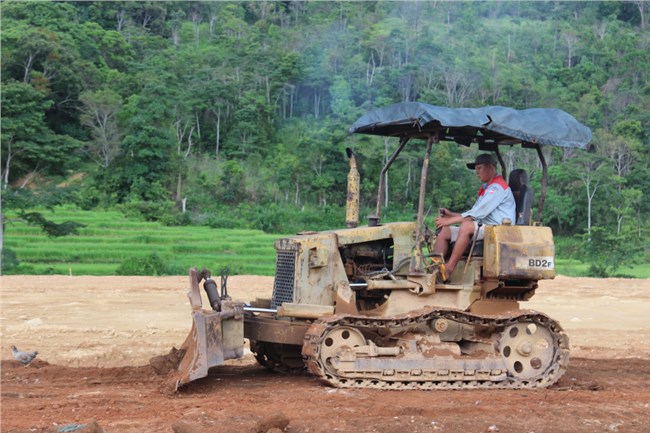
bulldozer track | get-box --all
[302,308,569,390]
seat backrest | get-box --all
[508,169,534,225]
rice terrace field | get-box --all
[3,206,279,276]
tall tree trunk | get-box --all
[192,11,201,45]
[3,140,13,190]
[0,211,4,274]
[195,111,201,141]
[215,108,221,158]
[265,76,271,105]
[117,9,126,32]
[314,88,321,118]
[406,157,412,200]
[210,14,217,36]
[290,85,294,118]
[384,138,389,208]
[23,52,34,83]
[582,176,598,241]
[176,171,182,203]
[637,1,647,30]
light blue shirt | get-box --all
[461,175,516,226]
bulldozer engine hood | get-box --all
[349,102,592,150]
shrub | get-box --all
[251,203,284,233]
[575,227,643,278]
[1,248,20,274]
[206,213,242,229]
[117,199,181,223]
[115,252,183,276]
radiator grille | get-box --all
[271,249,297,308]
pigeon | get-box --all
[11,345,38,366]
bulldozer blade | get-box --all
[174,310,223,388]
[171,269,245,390]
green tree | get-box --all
[1,80,80,188]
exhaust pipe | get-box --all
[346,148,360,228]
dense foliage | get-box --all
[2,1,649,275]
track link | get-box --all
[302,308,569,390]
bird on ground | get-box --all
[11,345,38,366]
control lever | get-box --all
[463,222,482,275]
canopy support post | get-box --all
[494,147,506,178]
[535,144,547,224]
[410,134,436,273]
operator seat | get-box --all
[508,169,533,225]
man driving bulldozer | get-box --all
[433,153,516,277]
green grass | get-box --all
[3,206,280,276]
[555,258,650,279]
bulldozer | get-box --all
[163,102,592,391]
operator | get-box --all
[433,153,516,278]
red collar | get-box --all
[478,175,508,196]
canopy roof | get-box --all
[349,102,592,150]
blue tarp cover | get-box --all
[349,102,592,149]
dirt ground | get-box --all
[1,275,649,433]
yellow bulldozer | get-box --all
[163,102,592,391]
